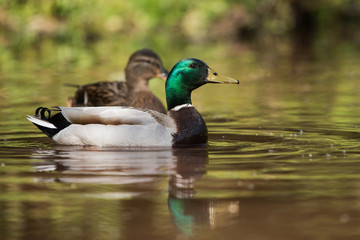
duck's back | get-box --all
[69,81,128,107]
[129,90,166,113]
[69,82,166,113]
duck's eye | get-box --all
[188,63,197,69]
[213,72,218,76]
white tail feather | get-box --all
[27,116,57,129]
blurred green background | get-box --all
[1,0,359,71]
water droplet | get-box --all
[299,130,303,135]
[228,202,239,213]
[1,163,5,167]
[248,183,255,190]
[343,150,346,155]
[340,213,350,223]
[268,149,275,153]
[309,153,312,158]
[237,180,243,186]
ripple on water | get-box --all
[2,56,360,239]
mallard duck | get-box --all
[67,48,168,113]
[27,58,239,147]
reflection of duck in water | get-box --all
[169,197,240,236]
[168,147,240,236]
[32,146,239,237]
[168,147,208,199]
[33,146,175,184]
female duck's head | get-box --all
[125,49,168,87]
[165,58,239,110]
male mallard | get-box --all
[27,58,239,147]
[67,48,168,113]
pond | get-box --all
[1,46,360,240]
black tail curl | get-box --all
[35,107,61,120]
[32,107,71,138]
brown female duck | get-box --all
[67,49,168,113]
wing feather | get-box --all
[58,106,170,126]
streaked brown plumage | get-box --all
[67,49,168,113]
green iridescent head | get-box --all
[165,58,239,110]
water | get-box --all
[1,50,360,240]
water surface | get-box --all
[1,51,360,240]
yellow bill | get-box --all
[206,68,239,84]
